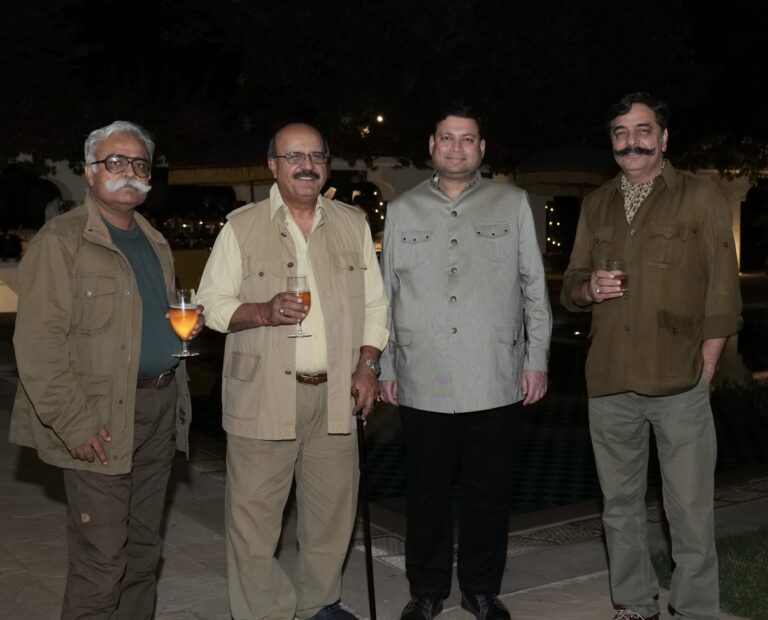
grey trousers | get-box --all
[589,376,719,620]
[226,382,359,620]
[61,380,177,620]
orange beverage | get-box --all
[297,291,311,312]
[169,305,200,340]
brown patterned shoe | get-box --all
[613,609,659,620]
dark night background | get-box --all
[1,0,767,256]
[1,0,766,170]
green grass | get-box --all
[652,526,768,619]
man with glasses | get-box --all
[196,122,389,620]
[10,120,203,619]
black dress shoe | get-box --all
[460,593,511,620]
[306,601,357,620]
[400,595,445,620]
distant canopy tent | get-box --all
[168,163,273,187]
[167,133,273,201]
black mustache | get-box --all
[292,169,320,180]
[614,146,656,157]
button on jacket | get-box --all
[379,174,552,412]
[560,162,742,397]
[10,196,192,474]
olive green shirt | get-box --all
[561,162,741,397]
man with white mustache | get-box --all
[561,93,741,620]
[10,120,204,619]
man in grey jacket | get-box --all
[379,104,552,620]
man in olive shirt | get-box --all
[561,92,741,620]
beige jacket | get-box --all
[196,195,373,439]
[10,196,192,474]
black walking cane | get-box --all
[352,387,377,620]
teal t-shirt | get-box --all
[105,219,180,376]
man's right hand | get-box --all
[379,380,398,405]
[70,426,111,465]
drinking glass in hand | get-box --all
[286,275,312,338]
[169,289,201,357]
[602,259,629,293]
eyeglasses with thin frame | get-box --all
[271,152,330,165]
[88,154,152,178]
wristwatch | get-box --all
[358,359,381,377]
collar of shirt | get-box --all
[429,170,482,196]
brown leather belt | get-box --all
[296,372,328,385]
[137,369,175,390]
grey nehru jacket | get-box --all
[379,173,552,413]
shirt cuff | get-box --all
[204,299,243,333]
[362,324,390,354]
[702,313,741,340]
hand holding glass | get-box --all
[602,259,629,293]
[286,275,312,338]
[169,289,201,357]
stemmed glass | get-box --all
[168,289,201,357]
[286,275,312,338]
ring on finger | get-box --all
[596,287,600,294]
[279,307,284,315]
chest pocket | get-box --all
[72,275,117,335]
[243,257,283,300]
[647,223,690,267]
[472,222,512,262]
[335,252,365,297]
[592,226,614,263]
[396,230,435,270]
[400,230,434,245]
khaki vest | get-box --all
[222,197,368,439]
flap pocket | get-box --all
[394,327,413,346]
[224,351,260,381]
[649,223,689,241]
[495,324,521,346]
[658,310,698,339]
[473,223,510,239]
[73,275,117,334]
[400,230,434,244]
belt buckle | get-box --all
[155,370,173,389]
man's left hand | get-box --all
[522,370,548,405]
[351,365,380,419]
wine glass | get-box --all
[286,275,312,338]
[168,289,201,357]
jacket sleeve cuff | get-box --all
[524,346,549,372]
[702,313,741,340]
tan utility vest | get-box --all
[221,197,368,439]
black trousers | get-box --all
[399,403,521,598]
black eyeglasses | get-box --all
[271,152,330,165]
[88,154,152,178]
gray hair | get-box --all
[84,120,155,166]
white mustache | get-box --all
[105,177,152,194]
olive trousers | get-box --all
[589,376,719,620]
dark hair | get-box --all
[434,103,483,138]
[606,92,670,134]
[267,124,330,159]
